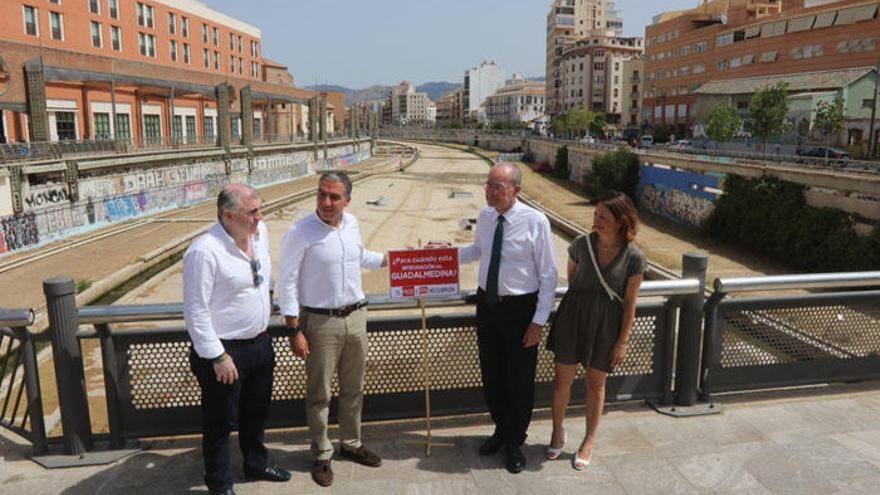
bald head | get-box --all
[489,163,522,187]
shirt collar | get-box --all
[212,221,261,252]
[491,199,521,222]
[310,210,349,230]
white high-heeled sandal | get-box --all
[572,448,591,470]
[546,431,566,460]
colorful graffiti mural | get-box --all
[638,164,725,228]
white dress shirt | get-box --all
[459,200,558,325]
[183,221,272,359]
[279,211,384,317]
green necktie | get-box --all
[485,215,504,306]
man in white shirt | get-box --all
[459,163,558,474]
[184,184,290,495]
[279,172,387,487]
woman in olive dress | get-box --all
[545,191,646,470]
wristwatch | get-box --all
[211,353,226,364]
[287,325,301,337]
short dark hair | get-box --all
[217,184,258,224]
[319,171,353,199]
[597,190,640,242]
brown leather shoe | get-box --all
[340,445,382,467]
[311,460,333,487]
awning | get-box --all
[787,15,816,32]
[760,20,787,37]
[744,25,761,38]
[813,11,837,28]
[834,3,878,25]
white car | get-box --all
[580,135,596,144]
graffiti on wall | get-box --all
[637,164,724,228]
[0,212,39,254]
[25,184,69,210]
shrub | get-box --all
[705,175,880,272]
[583,149,640,200]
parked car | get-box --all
[796,146,852,159]
[671,139,692,149]
[639,135,654,147]
[579,135,596,144]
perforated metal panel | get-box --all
[708,294,880,393]
[114,307,668,437]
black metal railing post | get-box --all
[675,253,708,406]
[699,287,727,402]
[43,277,93,454]
[15,325,47,455]
[96,323,125,449]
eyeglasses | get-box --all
[484,181,512,192]
[250,259,263,287]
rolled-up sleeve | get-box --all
[360,246,384,270]
[183,249,224,359]
[532,215,558,325]
[279,227,307,317]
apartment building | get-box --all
[643,0,880,136]
[463,60,506,121]
[435,87,465,126]
[383,81,431,125]
[545,0,624,116]
[485,76,546,125]
[558,35,644,130]
[0,0,339,145]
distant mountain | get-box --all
[305,81,460,105]
[416,82,460,102]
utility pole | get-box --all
[868,50,880,159]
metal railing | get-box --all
[0,308,46,455]
[701,271,880,399]
[35,270,702,456]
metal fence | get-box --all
[701,272,880,399]
[0,308,46,454]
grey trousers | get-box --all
[302,308,368,460]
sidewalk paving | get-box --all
[2,381,879,494]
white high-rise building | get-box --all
[463,60,506,121]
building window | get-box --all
[254,118,261,139]
[229,32,235,50]
[110,25,121,51]
[203,48,209,68]
[250,40,258,57]
[181,17,188,38]
[108,0,118,19]
[49,12,63,40]
[231,118,240,138]
[139,33,155,57]
[214,51,220,70]
[23,6,38,36]
[864,99,876,109]
[137,3,154,28]
[185,115,196,143]
[168,12,176,35]
[143,114,161,144]
[89,0,99,14]
[56,112,76,140]
[93,113,111,139]
[115,114,131,139]
[202,23,208,43]
[238,57,243,74]
[170,40,177,61]
[213,27,219,46]
[172,115,183,140]
[238,35,243,52]
[91,22,103,48]
[183,43,190,64]
[203,116,214,138]
[251,61,259,78]
[230,55,235,72]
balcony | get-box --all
[747,1,782,18]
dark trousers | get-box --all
[189,334,275,492]
[476,289,539,447]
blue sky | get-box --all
[206,0,698,88]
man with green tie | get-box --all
[458,163,558,473]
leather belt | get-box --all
[477,288,538,303]
[220,331,269,348]
[303,301,367,318]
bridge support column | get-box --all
[240,86,254,148]
[24,59,49,142]
[216,83,231,149]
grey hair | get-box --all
[319,171,353,199]
[492,163,522,186]
[217,184,258,224]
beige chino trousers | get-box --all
[301,308,368,460]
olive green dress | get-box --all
[546,232,647,372]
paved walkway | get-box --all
[2,381,879,494]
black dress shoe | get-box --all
[208,488,236,495]
[478,434,504,455]
[506,446,526,474]
[244,464,291,482]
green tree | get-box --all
[706,102,741,148]
[583,149,640,200]
[812,94,845,158]
[750,82,791,152]
[551,113,571,138]
[566,107,595,138]
[589,112,607,137]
